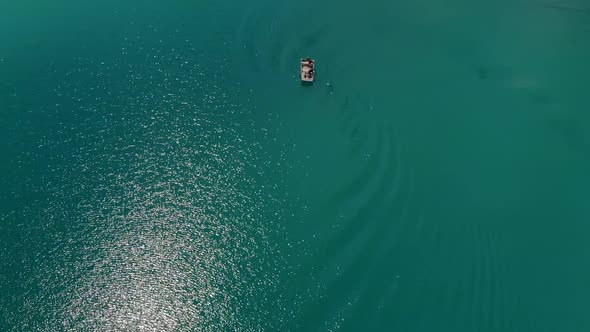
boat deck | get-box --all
[301,59,315,82]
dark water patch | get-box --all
[534,0,590,15]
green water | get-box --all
[2,0,590,330]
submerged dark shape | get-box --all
[476,66,488,80]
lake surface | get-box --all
[1,0,590,330]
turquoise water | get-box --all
[2,0,590,330]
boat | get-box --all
[301,58,315,82]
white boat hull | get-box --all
[301,58,315,82]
